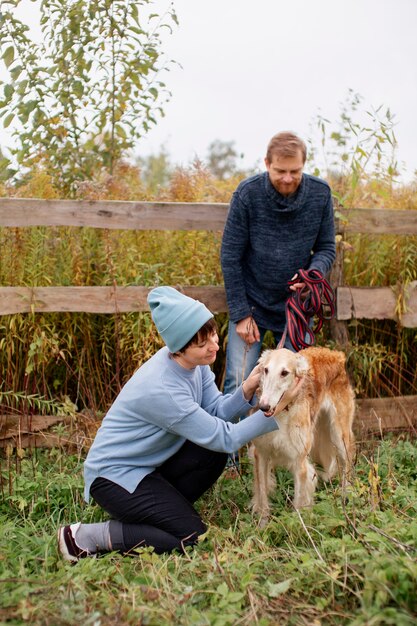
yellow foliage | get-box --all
[76,161,146,201]
[156,160,245,203]
[328,174,417,210]
[13,170,60,199]
[161,160,214,202]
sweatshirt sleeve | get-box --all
[166,404,278,453]
[220,191,252,322]
[200,365,256,420]
[138,370,278,454]
[308,189,336,276]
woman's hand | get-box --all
[242,363,262,401]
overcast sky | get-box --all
[3,0,417,182]
[139,0,417,181]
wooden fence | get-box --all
[1,197,416,446]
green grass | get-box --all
[1,437,416,625]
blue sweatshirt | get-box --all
[221,172,336,332]
[84,347,278,499]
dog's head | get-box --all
[257,348,309,417]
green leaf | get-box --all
[4,83,14,99]
[129,26,143,36]
[226,591,244,603]
[19,99,37,123]
[73,81,84,97]
[10,65,22,80]
[131,3,139,23]
[2,45,15,68]
[17,79,28,95]
[217,582,229,597]
[115,124,127,139]
[25,100,38,113]
[3,112,14,127]
[267,578,293,597]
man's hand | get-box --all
[236,316,260,345]
[289,272,305,292]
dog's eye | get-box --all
[264,367,269,375]
[281,369,289,377]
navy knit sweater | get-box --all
[220,172,336,332]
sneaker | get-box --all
[57,522,92,562]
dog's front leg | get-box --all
[292,458,317,509]
[251,445,272,527]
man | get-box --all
[221,131,336,403]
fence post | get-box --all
[330,203,350,348]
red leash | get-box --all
[279,269,335,351]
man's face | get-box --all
[265,151,304,196]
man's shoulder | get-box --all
[232,172,267,208]
[304,173,331,192]
[235,172,266,194]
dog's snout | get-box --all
[259,402,270,413]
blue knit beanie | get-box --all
[147,286,213,353]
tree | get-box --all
[136,146,172,195]
[307,89,399,205]
[0,147,16,182]
[206,139,244,180]
[0,0,177,195]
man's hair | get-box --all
[266,131,307,164]
[177,318,218,353]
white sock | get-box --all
[73,521,112,553]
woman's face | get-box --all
[175,332,219,369]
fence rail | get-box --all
[0,285,227,314]
[1,198,417,233]
[0,198,228,230]
[0,284,416,328]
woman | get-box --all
[58,286,278,561]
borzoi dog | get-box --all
[251,347,355,525]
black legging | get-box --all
[90,440,228,554]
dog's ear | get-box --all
[295,354,309,378]
[257,349,272,370]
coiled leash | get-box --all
[279,268,336,351]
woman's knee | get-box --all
[180,517,207,549]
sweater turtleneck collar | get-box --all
[264,172,307,212]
